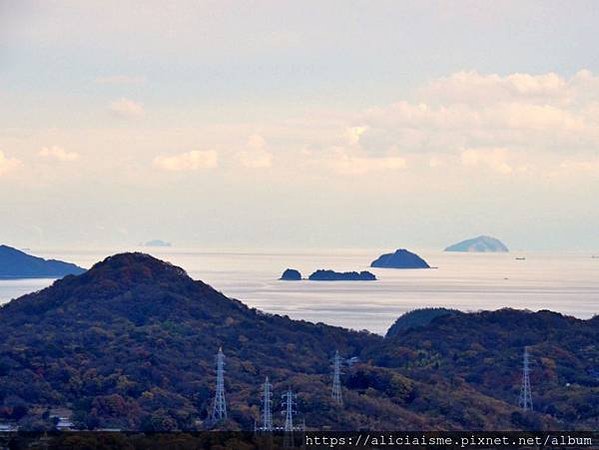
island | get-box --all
[370,249,430,269]
[0,244,86,279]
[280,268,302,280]
[144,239,172,247]
[445,235,509,252]
[308,269,376,281]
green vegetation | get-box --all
[0,253,596,431]
[385,308,459,337]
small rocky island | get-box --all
[0,245,86,279]
[280,268,302,280]
[308,270,376,281]
[445,235,508,252]
[370,249,430,269]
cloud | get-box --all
[352,69,599,168]
[95,75,146,85]
[428,156,444,168]
[320,147,406,175]
[153,150,218,171]
[460,147,514,175]
[109,98,145,118]
[346,126,368,145]
[560,159,599,174]
[0,150,22,176]
[424,70,569,104]
[39,146,79,161]
[236,134,273,168]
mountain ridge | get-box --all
[0,245,85,279]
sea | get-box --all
[1,248,597,335]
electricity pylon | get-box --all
[281,389,297,448]
[260,376,273,431]
[519,346,533,411]
[332,350,343,406]
[211,347,227,422]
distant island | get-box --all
[144,239,172,247]
[0,245,86,279]
[308,269,376,281]
[280,268,302,280]
[445,235,509,252]
[370,249,430,269]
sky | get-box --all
[1,0,599,251]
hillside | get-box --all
[385,308,459,337]
[368,309,598,430]
[0,245,85,279]
[0,253,595,431]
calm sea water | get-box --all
[1,248,598,334]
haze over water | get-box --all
[1,248,597,334]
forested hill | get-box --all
[0,253,596,431]
[367,309,599,429]
[0,253,377,430]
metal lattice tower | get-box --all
[281,389,297,448]
[211,347,227,422]
[518,346,533,411]
[260,376,273,431]
[332,350,343,406]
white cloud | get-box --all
[95,75,146,85]
[428,156,444,168]
[560,159,599,173]
[0,151,22,176]
[353,70,599,169]
[39,146,79,161]
[109,98,145,118]
[346,126,368,145]
[321,147,406,175]
[236,134,273,168]
[424,70,570,104]
[460,147,514,175]
[153,150,218,171]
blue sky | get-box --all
[1,1,599,250]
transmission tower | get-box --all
[281,389,297,448]
[259,376,273,431]
[518,346,533,411]
[211,347,227,422]
[332,350,343,406]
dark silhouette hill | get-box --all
[370,249,430,269]
[0,245,85,279]
[308,270,376,281]
[0,253,595,431]
[445,235,509,252]
[280,268,302,280]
